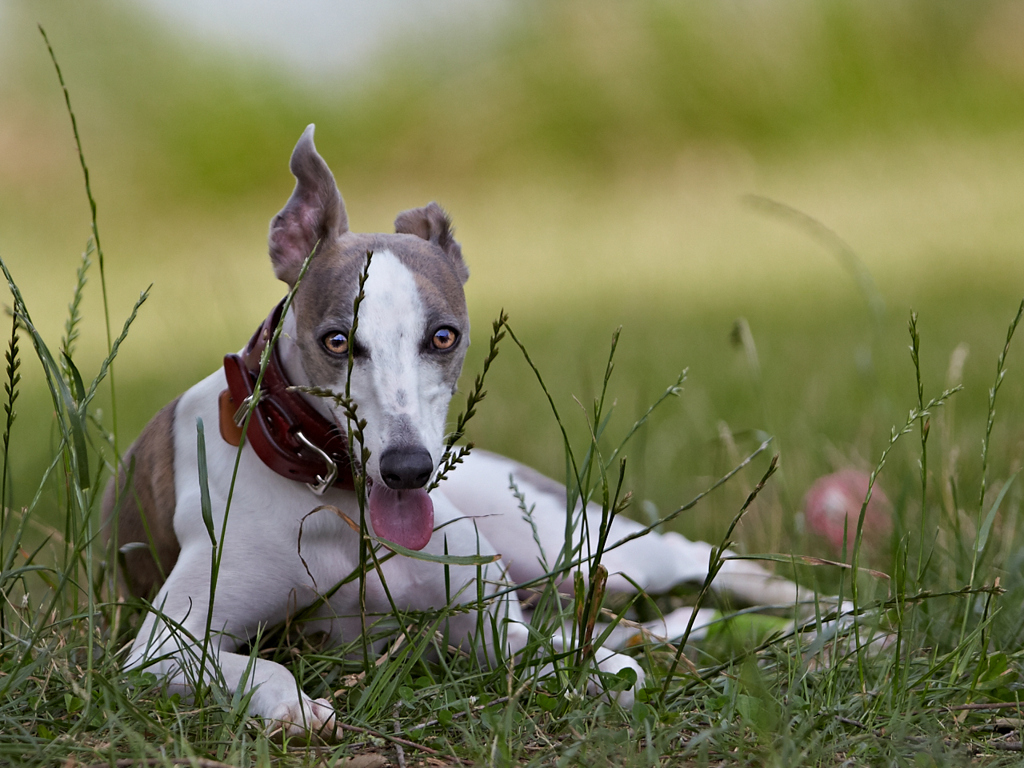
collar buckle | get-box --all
[296,430,339,495]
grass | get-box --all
[3,237,1024,766]
[5,8,1024,766]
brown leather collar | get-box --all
[219,300,355,493]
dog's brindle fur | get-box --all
[105,126,806,736]
[104,400,178,597]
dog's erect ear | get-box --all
[394,202,469,284]
[268,125,349,286]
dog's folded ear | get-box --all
[394,202,469,284]
[269,125,349,287]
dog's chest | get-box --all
[172,371,361,566]
[170,370,475,628]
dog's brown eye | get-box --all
[432,327,458,351]
[322,331,349,355]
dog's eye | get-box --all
[432,327,458,351]
[322,331,349,356]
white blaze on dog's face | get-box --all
[268,125,469,550]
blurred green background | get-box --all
[2,0,1023,563]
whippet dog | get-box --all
[104,126,806,736]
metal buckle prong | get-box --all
[296,430,338,495]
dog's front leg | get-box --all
[126,545,335,737]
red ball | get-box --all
[803,470,892,555]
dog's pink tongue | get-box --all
[368,484,434,551]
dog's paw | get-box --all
[265,695,337,739]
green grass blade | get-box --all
[195,418,216,547]
[374,538,500,567]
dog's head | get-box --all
[269,125,470,550]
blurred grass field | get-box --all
[2,0,1024,563]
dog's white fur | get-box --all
[106,126,806,736]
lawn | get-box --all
[2,1,1024,765]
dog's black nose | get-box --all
[379,447,434,490]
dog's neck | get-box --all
[220,301,355,493]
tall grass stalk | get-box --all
[429,311,508,492]
[746,196,886,333]
[847,378,960,685]
[960,299,1024,641]
[39,26,119,474]
[0,311,19,636]
[662,453,779,699]
[908,311,930,586]
[0,243,147,718]
[346,252,374,675]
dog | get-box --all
[104,126,810,736]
